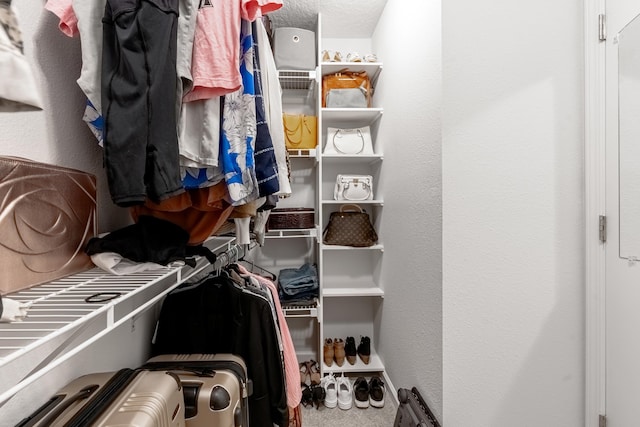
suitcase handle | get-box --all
[38,385,99,426]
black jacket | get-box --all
[152,273,288,427]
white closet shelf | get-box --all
[265,228,318,239]
[323,288,384,298]
[321,244,384,251]
[0,236,236,405]
[323,352,384,374]
[322,199,384,207]
[287,148,318,159]
[321,154,384,163]
[320,63,383,86]
[321,108,383,124]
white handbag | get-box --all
[324,127,374,155]
[334,174,374,201]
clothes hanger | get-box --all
[236,243,277,281]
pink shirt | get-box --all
[44,0,78,37]
[183,0,282,102]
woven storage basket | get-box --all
[268,208,315,230]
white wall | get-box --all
[442,1,585,426]
[374,0,443,419]
[0,5,145,424]
[0,5,130,233]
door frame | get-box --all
[585,0,606,426]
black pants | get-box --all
[102,0,183,207]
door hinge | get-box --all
[599,14,607,41]
[599,215,607,243]
[599,414,606,427]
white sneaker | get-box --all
[321,373,337,408]
[336,374,353,410]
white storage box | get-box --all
[273,27,316,70]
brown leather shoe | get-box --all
[324,338,334,366]
[333,338,346,367]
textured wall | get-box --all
[442,0,585,425]
[374,0,443,419]
[0,5,130,233]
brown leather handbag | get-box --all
[0,157,97,295]
[322,204,378,247]
[322,69,372,108]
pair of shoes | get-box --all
[353,376,385,408]
[357,336,371,364]
[345,52,379,63]
[301,383,326,409]
[324,338,346,367]
[321,373,337,408]
[299,360,321,385]
[322,50,342,62]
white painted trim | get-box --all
[585,0,607,426]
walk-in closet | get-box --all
[0,1,441,426]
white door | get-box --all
[605,0,640,425]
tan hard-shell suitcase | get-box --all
[0,156,97,295]
[16,368,185,427]
[143,353,251,427]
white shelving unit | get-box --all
[264,13,387,378]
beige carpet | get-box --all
[298,384,397,427]
[300,401,397,426]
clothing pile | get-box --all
[277,263,319,305]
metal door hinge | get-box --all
[599,215,607,243]
[599,14,607,41]
[599,414,606,427]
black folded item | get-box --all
[85,215,216,266]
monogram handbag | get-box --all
[324,127,374,155]
[323,204,378,247]
[322,69,372,108]
[334,174,374,201]
[283,113,317,149]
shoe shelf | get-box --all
[323,352,385,374]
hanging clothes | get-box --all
[152,271,288,427]
[254,18,292,197]
[251,20,280,197]
[236,263,302,408]
[182,0,283,102]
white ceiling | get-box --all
[268,0,389,38]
